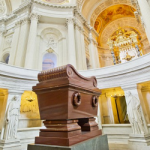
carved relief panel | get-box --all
[4,35,13,50]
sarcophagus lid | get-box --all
[33,64,101,120]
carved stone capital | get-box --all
[66,18,74,25]
[30,13,39,21]
[21,17,30,25]
[15,20,21,28]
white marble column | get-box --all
[75,25,83,70]
[58,37,64,66]
[0,21,5,62]
[80,29,87,70]
[0,32,5,62]
[62,38,68,65]
[14,18,29,67]
[122,84,150,149]
[88,33,100,69]
[67,18,77,68]
[25,13,39,69]
[0,90,22,150]
[9,21,21,65]
[137,0,150,43]
[94,43,100,68]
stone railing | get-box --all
[1,53,150,150]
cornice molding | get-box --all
[33,0,76,8]
[74,8,86,23]
[13,0,32,14]
[80,53,150,89]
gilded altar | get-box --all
[107,28,143,64]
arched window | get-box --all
[42,53,57,71]
[3,53,10,64]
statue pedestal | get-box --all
[0,139,21,150]
[28,135,109,150]
[129,134,150,150]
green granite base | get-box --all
[28,135,109,150]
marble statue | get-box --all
[125,91,148,134]
[4,96,20,140]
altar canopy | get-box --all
[107,28,143,64]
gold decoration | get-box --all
[46,47,54,53]
[123,52,134,61]
[20,91,39,114]
[107,27,143,64]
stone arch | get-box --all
[0,0,7,16]
[5,0,12,14]
[88,0,136,27]
[0,0,12,16]
[40,27,63,40]
[38,27,63,70]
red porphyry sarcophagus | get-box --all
[33,64,102,146]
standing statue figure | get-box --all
[125,92,148,134]
[4,96,20,140]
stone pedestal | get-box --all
[0,139,21,150]
[28,135,109,150]
[129,134,150,150]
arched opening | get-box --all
[2,53,10,64]
[99,87,129,124]
[42,52,57,71]
[88,3,150,68]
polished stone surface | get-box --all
[28,135,109,150]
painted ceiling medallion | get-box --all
[42,0,69,4]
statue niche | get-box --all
[125,91,148,134]
[32,64,102,146]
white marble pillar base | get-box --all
[0,139,21,150]
[129,134,150,150]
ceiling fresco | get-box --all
[94,5,135,31]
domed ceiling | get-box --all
[94,5,135,32]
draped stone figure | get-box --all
[125,92,148,134]
[4,96,20,140]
